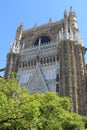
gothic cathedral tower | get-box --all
[5,7,87,115]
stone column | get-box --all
[59,40,82,112]
[66,42,74,111]
[59,41,73,111]
[5,53,20,79]
[77,46,87,115]
[71,44,78,113]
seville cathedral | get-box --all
[4,7,87,115]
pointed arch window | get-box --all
[34,36,50,45]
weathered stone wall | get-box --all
[59,40,87,115]
[59,41,74,112]
[75,45,87,115]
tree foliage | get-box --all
[83,116,87,129]
[0,76,86,130]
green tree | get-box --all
[83,116,87,129]
[32,92,84,130]
[0,76,86,130]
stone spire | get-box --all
[34,22,37,28]
[15,22,23,41]
[10,23,23,53]
[64,10,67,20]
[49,17,52,23]
[68,7,78,32]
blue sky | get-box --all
[0,0,87,76]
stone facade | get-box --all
[5,7,87,115]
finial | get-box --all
[64,10,67,19]
[69,6,76,16]
[20,22,23,27]
[49,17,52,23]
[34,22,37,27]
[18,22,23,30]
[70,6,74,13]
